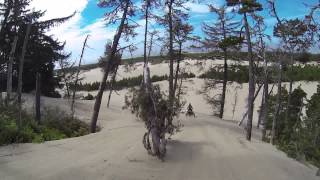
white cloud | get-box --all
[185,2,210,14]
[30,0,88,21]
[30,0,115,64]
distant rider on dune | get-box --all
[186,103,196,118]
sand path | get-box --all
[0,97,318,180]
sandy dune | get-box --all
[1,59,319,179]
[0,91,319,180]
[77,59,319,125]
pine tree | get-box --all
[91,0,137,133]
[227,0,263,141]
[202,4,242,119]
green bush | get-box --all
[71,73,196,92]
[0,105,90,146]
[265,85,320,168]
[199,64,320,83]
[83,93,94,100]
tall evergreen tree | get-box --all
[227,0,263,141]
[0,0,74,97]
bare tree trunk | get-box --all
[143,1,149,65]
[271,62,283,145]
[232,88,239,120]
[168,0,174,126]
[257,90,264,129]
[238,83,263,126]
[261,51,269,140]
[17,23,32,130]
[35,72,41,123]
[107,66,118,108]
[6,35,18,105]
[173,42,182,96]
[71,35,89,117]
[220,49,228,119]
[285,53,294,123]
[91,1,129,133]
[243,13,255,141]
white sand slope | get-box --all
[1,59,318,179]
[0,92,319,180]
[77,59,319,125]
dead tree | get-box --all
[71,35,89,118]
[58,55,75,98]
[252,14,270,140]
[17,23,32,130]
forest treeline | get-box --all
[70,73,195,92]
[199,64,320,83]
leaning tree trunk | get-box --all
[35,72,41,123]
[243,13,255,141]
[167,0,174,127]
[271,61,283,145]
[90,1,129,133]
[239,83,263,126]
[107,66,118,108]
[6,35,18,105]
[173,42,182,96]
[17,23,32,130]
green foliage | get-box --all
[83,93,94,100]
[265,85,320,168]
[0,0,72,96]
[123,84,185,132]
[71,73,195,92]
[303,85,320,167]
[218,36,244,50]
[0,105,90,146]
[123,85,169,128]
[296,51,311,63]
[199,65,249,83]
[200,65,320,82]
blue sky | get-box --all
[30,0,319,64]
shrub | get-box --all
[199,64,320,83]
[83,93,94,100]
[72,74,195,92]
[45,90,62,98]
[0,105,90,146]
